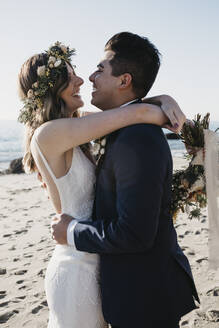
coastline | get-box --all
[0,157,219,327]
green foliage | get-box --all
[171,113,209,221]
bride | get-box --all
[18,42,185,327]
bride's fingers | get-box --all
[165,109,178,128]
[164,108,186,131]
[163,123,179,134]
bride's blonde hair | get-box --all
[18,53,78,173]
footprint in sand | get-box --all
[41,300,48,307]
[0,310,19,324]
[16,295,26,300]
[0,268,6,275]
[31,305,43,314]
[196,257,208,264]
[0,291,6,300]
[187,250,195,256]
[40,237,47,243]
[181,246,189,251]
[37,269,44,277]
[0,301,10,307]
[206,287,219,296]
[23,253,33,258]
[8,245,16,251]
[14,270,27,275]
[24,243,34,249]
[14,229,28,235]
[3,233,12,238]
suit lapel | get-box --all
[92,98,142,221]
[96,98,142,173]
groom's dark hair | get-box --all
[105,32,161,98]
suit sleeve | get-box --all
[74,125,168,253]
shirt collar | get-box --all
[120,99,139,108]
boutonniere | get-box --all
[92,136,107,164]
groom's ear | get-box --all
[119,73,132,89]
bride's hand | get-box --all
[143,95,186,133]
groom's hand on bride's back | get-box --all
[51,214,74,244]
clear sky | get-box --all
[0,0,218,121]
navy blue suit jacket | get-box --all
[74,123,199,326]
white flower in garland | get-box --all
[27,89,34,99]
[54,59,62,67]
[93,143,101,156]
[48,56,56,64]
[101,139,106,147]
[92,137,107,162]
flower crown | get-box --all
[18,41,75,124]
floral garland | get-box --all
[171,113,211,222]
[92,115,214,222]
[18,41,75,125]
[92,137,107,164]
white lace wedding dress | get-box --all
[31,136,107,328]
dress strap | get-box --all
[31,134,57,181]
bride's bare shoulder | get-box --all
[33,118,66,145]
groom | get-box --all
[52,32,199,327]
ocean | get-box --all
[0,120,25,170]
[0,120,218,171]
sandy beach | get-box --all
[0,157,219,328]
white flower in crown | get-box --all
[61,45,68,53]
[37,65,46,76]
[32,82,38,88]
[54,59,62,67]
[100,148,105,155]
[48,56,56,64]
[101,138,106,146]
[27,89,34,99]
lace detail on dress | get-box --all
[31,135,107,328]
